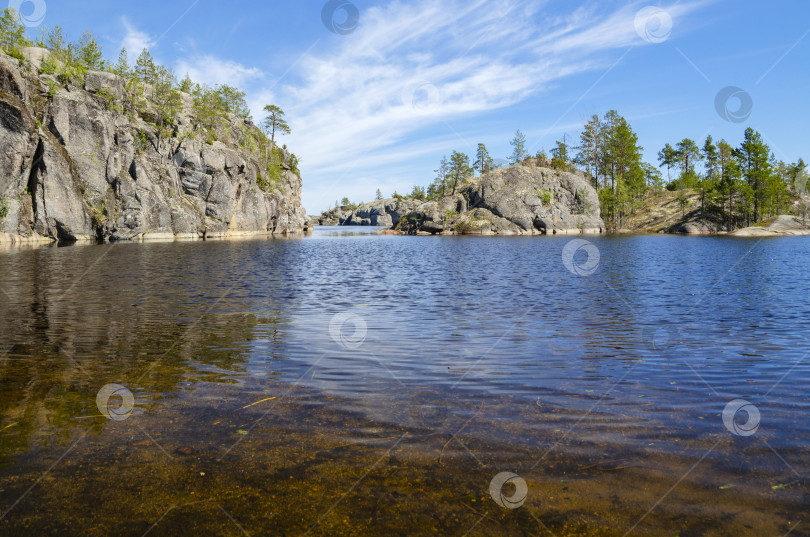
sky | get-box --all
[16,0,810,212]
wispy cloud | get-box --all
[116,0,703,211]
[121,17,154,53]
[175,55,263,88]
[255,0,704,210]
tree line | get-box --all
[0,8,297,191]
[342,110,808,231]
[655,130,806,228]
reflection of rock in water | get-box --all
[0,254,291,468]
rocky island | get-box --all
[318,163,604,235]
[0,48,310,244]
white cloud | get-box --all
[121,18,154,53]
[274,0,706,211]
[114,0,704,212]
[175,55,263,89]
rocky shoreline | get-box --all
[318,175,810,238]
[320,163,605,236]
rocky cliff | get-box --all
[394,163,605,235]
[0,49,310,244]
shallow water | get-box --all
[0,228,808,536]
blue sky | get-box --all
[19,0,810,212]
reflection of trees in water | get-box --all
[0,244,293,469]
[0,311,285,469]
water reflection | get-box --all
[0,235,809,536]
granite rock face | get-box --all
[0,49,309,244]
[731,215,810,237]
[395,164,605,235]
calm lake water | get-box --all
[0,228,808,536]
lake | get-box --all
[0,228,808,536]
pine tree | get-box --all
[135,48,156,84]
[474,143,493,176]
[152,65,182,150]
[112,47,131,78]
[261,105,291,147]
[550,136,570,171]
[178,74,193,93]
[641,162,663,188]
[78,30,104,70]
[45,26,66,55]
[675,138,701,188]
[375,189,383,201]
[657,143,677,185]
[218,85,251,120]
[432,156,449,198]
[735,128,771,223]
[449,151,472,195]
[0,8,29,55]
[575,115,602,184]
[703,136,719,180]
[409,185,426,201]
[699,135,719,212]
[716,140,740,230]
[508,130,528,165]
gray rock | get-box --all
[84,70,125,100]
[670,219,721,234]
[396,164,605,235]
[20,47,50,73]
[30,137,95,241]
[0,50,308,243]
[732,215,810,236]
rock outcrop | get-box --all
[732,215,810,237]
[319,198,420,226]
[395,163,604,235]
[318,207,352,226]
[0,49,309,244]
